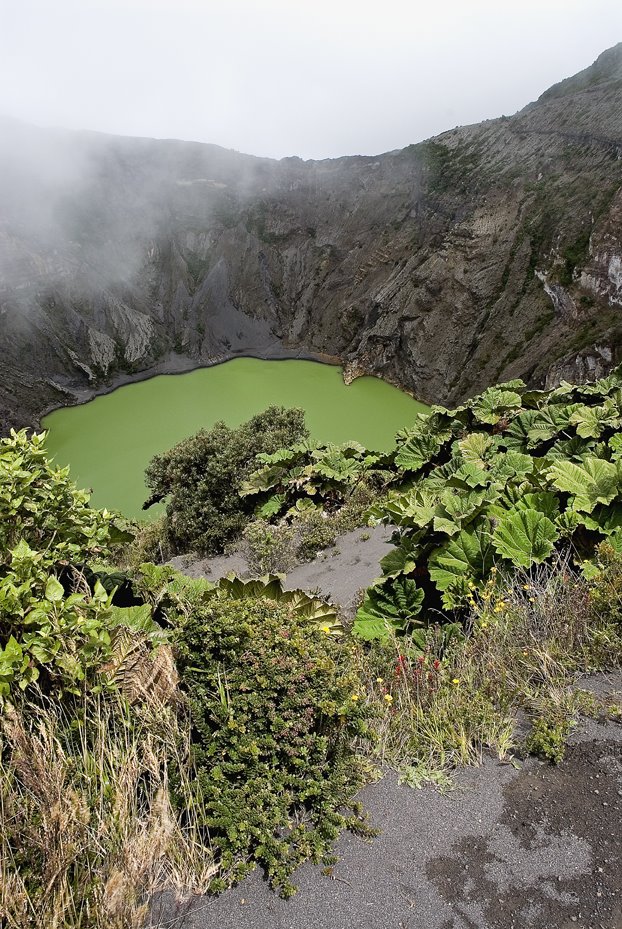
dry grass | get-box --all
[120,515,172,568]
[0,693,216,929]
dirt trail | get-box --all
[150,674,622,929]
[169,524,393,615]
[165,537,622,928]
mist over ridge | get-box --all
[3,0,622,160]
[1,42,622,435]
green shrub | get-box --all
[238,518,298,574]
[173,595,370,896]
[238,513,339,573]
[0,429,128,561]
[0,431,162,699]
[144,407,308,556]
[0,435,216,924]
[1,544,126,698]
[525,717,572,764]
[295,509,339,560]
[333,479,380,532]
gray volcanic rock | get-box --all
[2,44,622,431]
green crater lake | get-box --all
[42,359,428,520]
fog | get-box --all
[1,0,622,160]
[1,0,621,297]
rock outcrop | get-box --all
[1,44,622,431]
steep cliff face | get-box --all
[1,44,622,431]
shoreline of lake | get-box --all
[37,346,345,428]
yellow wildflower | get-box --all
[384,694,393,704]
[350,693,359,702]
[376,677,384,684]
[320,625,331,634]
[451,678,460,685]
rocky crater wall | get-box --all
[1,44,622,432]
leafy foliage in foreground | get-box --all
[0,433,215,927]
[3,405,622,922]
[354,368,622,638]
[143,407,308,556]
[0,430,163,698]
[167,592,370,896]
[0,429,130,559]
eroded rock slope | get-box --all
[2,44,622,430]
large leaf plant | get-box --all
[354,368,622,639]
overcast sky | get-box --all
[1,0,621,160]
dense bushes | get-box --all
[0,428,124,559]
[231,367,622,641]
[239,439,392,526]
[0,430,161,699]
[2,431,372,921]
[4,362,622,923]
[171,594,370,896]
[0,431,213,927]
[143,406,308,556]
[355,368,622,638]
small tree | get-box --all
[144,407,308,555]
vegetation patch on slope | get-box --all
[3,364,622,925]
[0,430,371,923]
[238,368,622,647]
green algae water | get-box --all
[42,359,428,520]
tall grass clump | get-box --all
[0,693,216,929]
[0,431,216,927]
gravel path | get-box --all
[165,538,622,928]
[169,524,393,616]
[150,673,622,929]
